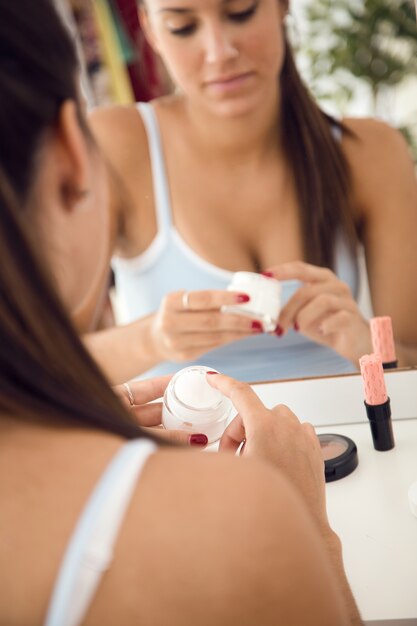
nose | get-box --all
[203,25,239,64]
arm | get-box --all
[344,118,417,365]
[267,120,417,367]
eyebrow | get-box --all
[158,0,240,12]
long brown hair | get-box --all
[281,40,358,268]
[0,0,150,439]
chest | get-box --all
[165,152,304,272]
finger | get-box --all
[219,414,246,453]
[167,289,252,312]
[206,373,266,437]
[265,261,335,284]
[148,427,208,447]
[130,402,163,427]
[123,375,172,405]
[318,309,355,336]
[166,310,263,334]
[278,281,350,331]
[296,294,357,334]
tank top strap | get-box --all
[137,102,173,232]
[44,438,157,626]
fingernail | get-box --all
[294,322,299,332]
[251,320,263,332]
[236,293,250,303]
[189,434,208,446]
[261,271,274,278]
[275,324,284,337]
[206,370,218,375]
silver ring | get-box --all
[182,291,190,310]
[123,382,135,406]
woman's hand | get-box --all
[268,262,372,365]
[113,376,208,447]
[148,289,263,363]
[208,372,329,533]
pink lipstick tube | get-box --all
[370,316,397,369]
[359,353,395,451]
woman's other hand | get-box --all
[268,261,372,365]
[113,376,208,447]
[208,372,329,533]
[148,289,263,363]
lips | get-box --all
[205,71,253,86]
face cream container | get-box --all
[162,366,233,444]
[222,271,281,332]
[318,434,359,482]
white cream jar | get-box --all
[223,271,281,332]
[162,366,233,443]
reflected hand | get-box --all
[208,372,329,532]
[267,262,372,365]
[114,376,207,446]
[149,289,263,363]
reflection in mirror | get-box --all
[64,0,417,384]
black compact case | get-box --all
[318,434,359,483]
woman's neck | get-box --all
[181,86,282,163]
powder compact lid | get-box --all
[318,434,359,483]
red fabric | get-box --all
[112,0,164,100]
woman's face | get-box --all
[143,0,287,117]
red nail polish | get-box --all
[261,271,274,278]
[206,371,218,375]
[275,324,283,337]
[251,320,263,332]
[294,322,299,332]
[236,293,250,303]
[189,434,208,446]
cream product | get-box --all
[222,272,281,332]
[318,434,358,482]
[359,353,395,451]
[162,366,233,443]
[370,316,397,369]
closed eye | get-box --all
[228,4,258,22]
[169,23,197,36]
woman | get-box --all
[0,2,362,624]
[83,0,417,384]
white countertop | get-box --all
[249,371,417,623]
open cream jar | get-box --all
[222,271,281,332]
[162,366,233,443]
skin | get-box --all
[0,93,361,623]
[81,0,417,383]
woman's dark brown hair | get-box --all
[0,0,149,439]
[281,41,358,268]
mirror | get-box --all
[63,0,417,383]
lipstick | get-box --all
[359,353,395,451]
[370,316,397,369]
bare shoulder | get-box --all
[341,117,416,217]
[342,117,410,161]
[88,104,148,166]
[86,449,349,626]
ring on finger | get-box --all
[182,291,190,310]
[123,382,135,407]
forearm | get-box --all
[83,314,162,384]
[321,528,363,626]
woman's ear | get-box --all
[138,5,161,55]
[57,100,90,210]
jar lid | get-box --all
[318,434,358,482]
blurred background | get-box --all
[54,0,417,160]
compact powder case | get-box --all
[318,434,359,482]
